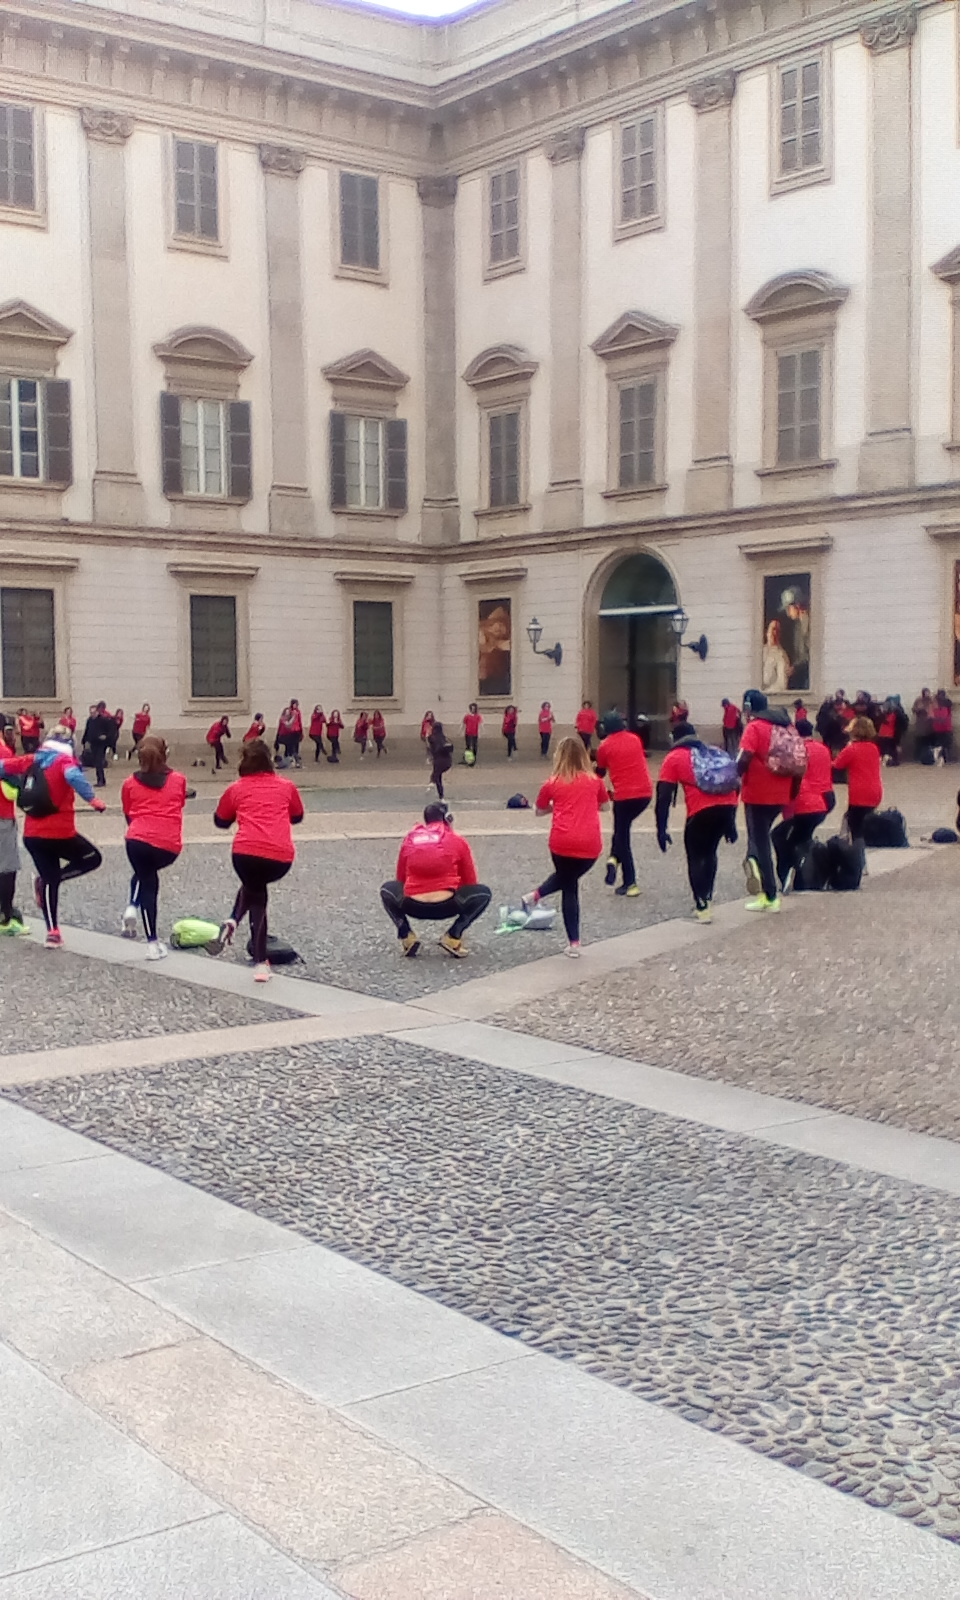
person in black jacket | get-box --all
[81,702,113,788]
[426,721,454,800]
[815,694,847,757]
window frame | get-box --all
[334,169,387,285]
[486,406,522,510]
[0,103,45,230]
[770,49,832,197]
[774,345,823,468]
[484,161,526,282]
[167,135,227,257]
[168,562,255,714]
[591,312,676,503]
[616,375,660,491]
[614,109,664,241]
[352,597,395,700]
[746,273,846,487]
[334,570,412,713]
[0,376,44,482]
[344,414,386,510]
[179,395,229,499]
[0,584,57,700]
[0,554,74,709]
[188,591,239,701]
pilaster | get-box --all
[81,107,144,525]
[418,174,460,547]
[543,127,585,531]
[261,144,315,536]
[685,73,736,515]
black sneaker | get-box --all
[604,858,617,887]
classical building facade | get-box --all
[0,0,957,741]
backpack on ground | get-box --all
[17,761,56,819]
[170,917,222,948]
[793,839,830,891]
[506,793,530,809]
[246,932,299,965]
[690,744,740,795]
[765,723,808,779]
[862,808,909,849]
[919,744,936,766]
[826,835,863,892]
[931,828,959,844]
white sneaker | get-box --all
[146,940,168,961]
[121,905,138,939]
[253,962,271,983]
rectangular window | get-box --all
[618,380,657,488]
[777,349,821,465]
[339,172,380,271]
[489,166,520,267]
[189,594,237,699]
[779,59,822,176]
[0,377,72,484]
[160,395,251,500]
[353,599,394,699]
[345,415,384,509]
[0,103,35,211]
[329,412,407,512]
[0,586,55,699]
[620,116,657,227]
[488,410,520,507]
[174,139,219,240]
[180,397,225,497]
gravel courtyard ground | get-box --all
[10,1034,960,1544]
[494,847,960,1141]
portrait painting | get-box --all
[954,562,960,687]
[762,573,811,695]
[478,598,512,697]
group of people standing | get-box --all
[204,703,387,772]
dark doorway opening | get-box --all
[598,553,679,747]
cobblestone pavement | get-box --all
[493,847,960,1141]
[9,1035,960,1544]
[53,834,746,1002]
[0,941,296,1055]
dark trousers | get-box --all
[744,802,783,901]
[579,732,592,751]
[537,852,596,943]
[375,736,386,757]
[845,804,875,843]
[380,880,492,942]
[722,728,740,757]
[684,805,737,908]
[540,732,551,757]
[877,736,900,766]
[610,796,650,888]
[504,733,517,758]
[430,759,451,798]
[771,812,822,887]
[328,736,341,761]
[231,853,291,964]
[280,735,301,766]
[465,735,478,758]
[211,739,226,769]
[92,740,107,786]
[312,737,325,761]
[21,737,39,755]
[25,833,102,930]
[128,734,143,760]
[0,871,15,922]
[126,839,178,941]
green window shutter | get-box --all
[227,401,252,500]
[189,594,237,699]
[160,392,183,496]
[44,380,72,485]
[385,418,407,511]
[353,599,393,699]
[1,586,55,698]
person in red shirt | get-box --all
[771,720,834,893]
[120,736,192,958]
[129,704,151,758]
[876,697,907,766]
[209,739,304,981]
[309,705,326,762]
[575,700,599,752]
[720,698,742,756]
[669,700,690,728]
[792,698,808,725]
[16,709,43,754]
[833,716,883,844]
[276,700,303,768]
[462,704,482,760]
[354,711,370,757]
[501,704,519,758]
[0,726,105,946]
[372,710,387,758]
[326,709,343,763]
[205,714,231,771]
[244,713,266,744]
[0,749,26,934]
[420,711,435,743]
[381,801,491,959]
[595,711,653,897]
[931,690,954,764]
[656,721,740,922]
[737,689,801,911]
[60,707,77,736]
[537,702,555,759]
[522,736,609,956]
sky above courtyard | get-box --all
[351,0,480,15]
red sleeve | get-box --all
[739,720,763,756]
[215,781,239,826]
[535,780,553,810]
[120,776,134,813]
[658,749,680,784]
[287,781,305,823]
[0,754,32,778]
[833,745,852,771]
[456,836,478,887]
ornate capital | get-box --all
[861,6,917,53]
[80,107,134,144]
[543,127,585,165]
[417,175,458,208]
[259,144,306,177]
[688,72,737,112]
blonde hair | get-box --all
[849,716,877,742]
[551,735,593,782]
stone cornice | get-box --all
[860,6,918,54]
[80,105,134,143]
[259,144,306,177]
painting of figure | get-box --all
[762,573,810,694]
[478,598,512,697]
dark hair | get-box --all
[137,735,169,774]
[671,720,697,741]
[238,738,274,776]
[424,801,452,825]
[795,718,814,738]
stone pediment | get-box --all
[591,311,679,360]
[462,344,538,389]
[153,327,253,371]
[321,349,409,392]
[745,271,849,325]
[0,300,73,348]
[932,247,960,287]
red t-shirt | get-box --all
[793,704,808,723]
[206,720,227,744]
[502,710,517,735]
[396,823,479,898]
[932,703,953,734]
[327,716,343,737]
[62,714,77,733]
[18,715,41,740]
[595,730,653,802]
[243,722,264,742]
[463,713,482,737]
[793,739,833,816]
[537,772,608,859]
[739,718,794,807]
[309,712,325,738]
[722,704,741,730]
[833,741,882,808]
[877,712,897,740]
[659,746,738,817]
[575,708,598,736]
[372,715,386,736]
[132,712,150,739]
[122,771,188,854]
[0,750,93,839]
[215,772,304,862]
[840,704,856,725]
[279,709,303,736]
[538,710,555,734]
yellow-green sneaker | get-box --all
[693,906,713,924]
[745,895,781,913]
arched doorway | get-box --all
[598,552,678,746]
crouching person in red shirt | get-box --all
[381,802,491,960]
[210,740,304,982]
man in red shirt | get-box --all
[595,712,653,896]
[575,700,599,751]
[771,719,834,893]
[462,704,483,761]
[656,722,740,922]
[381,802,491,959]
[737,689,800,912]
[720,698,742,756]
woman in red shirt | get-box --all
[832,716,882,844]
[462,704,482,760]
[420,710,435,743]
[129,704,151,758]
[210,739,304,981]
[502,704,518,759]
[309,705,326,762]
[326,710,343,763]
[120,736,191,959]
[538,702,555,758]
[522,736,609,957]
[244,713,266,743]
[354,711,370,756]
[206,714,231,771]
[595,711,653,896]
[372,710,387,757]
[276,700,303,768]
[60,707,77,735]
[720,699,742,757]
[575,701,599,751]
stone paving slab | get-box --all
[493,847,960,1142]
[10,1035,960,1543]
[0,1099,103,1173]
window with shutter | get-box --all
[0,378,70,483]
[339,172,380,271]
[228,401,252,500]
[0,586,55,698]
[353,600,394,699]
[330,415,406,512]
[489,166,521,267]
[618,380,657,488]
[619,116,658,229]
[189,594,238,699]
[489,409,520,508]
[0,104,36,211]
[174,139,219,241]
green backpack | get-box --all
[170,917,221,949]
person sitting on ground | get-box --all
[832,716,882,846]
[381,801,491,960]
[771,719,834,893]
[737,689,802,913]
[656,720,739,923]
[595,710,652,897]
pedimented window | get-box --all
[592,313,678,497]
[0,300,72,378]
[154,327,253,400]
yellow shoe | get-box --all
[439,934,466,959]
[693,906,713,923]
[745,895,780,913]
[401,933,421,958]
[624,885,640,898]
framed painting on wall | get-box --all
[478,598,512,697]
[762,572,811,694]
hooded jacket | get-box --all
[121,768,190,854]
[0,740,96,839]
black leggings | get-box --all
[537,852,597,943]
[431,759,451,798]
[312,737,325,761]
[845,805,875,843]
[380,881,492,941]
[211,739,226,769]
[328,736,341,761]
[231,853,290,964]
[684,805,737,908]
[540,732,551,757]
[126,839,178,942]
[772,812,822,886]
[744,802,783,901]
[610,796,650,888]
[504,733,517,758]
[25,834,103,931]
[579,732,592,751]
[0,871,15,922]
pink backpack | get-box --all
[766,722,808,778]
